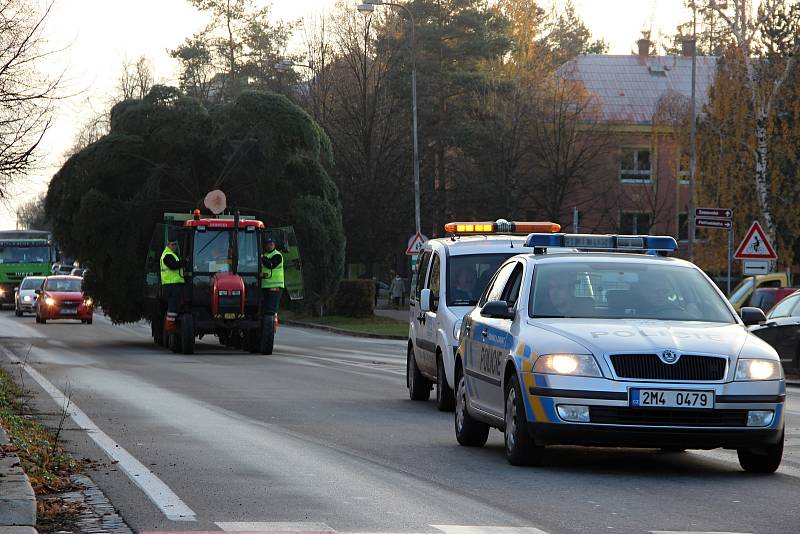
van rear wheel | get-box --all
[407,345,430,401]
[435,355,455,411]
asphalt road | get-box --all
[1,311,799,534]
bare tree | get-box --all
[0,0,61,199]
[705,0,800,241]
[118,56,154,100]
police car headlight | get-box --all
[453,320,462,341]
[735,359,782,381]
[534,354,602,377]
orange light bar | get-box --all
[444,220,561,235]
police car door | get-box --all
[468,261,518,416]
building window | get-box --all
[620,212,652,234]
[620,148,652,183]
[678,150,690,185]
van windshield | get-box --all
[447,253,514,306]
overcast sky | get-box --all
[1,0,690,230]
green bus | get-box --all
[0,230,55,305]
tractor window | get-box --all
[237,230,259,273]
[194,230,232,273]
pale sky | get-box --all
[1,0,690,230]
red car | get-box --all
[35,276,93,324]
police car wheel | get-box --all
[454,368,489,447]
[504,374,542,466]
[407,346,431,401]
[435,354,455,412]
[737,431,784,474]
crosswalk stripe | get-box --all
[432,526,549,534]
[216,523,334,532]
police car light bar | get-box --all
[444,220,561,235]
[524,233,678,252]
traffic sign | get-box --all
[743,260,770,276]
[695,207,732,219]
[405,232,428,255]
[734,221,777,260]
[695,218,732,229]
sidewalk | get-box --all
[0,426,37,533]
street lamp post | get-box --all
[687,3,697,262]
[358,0,421,237]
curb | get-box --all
[0,426,36,530]
[281,320,406,341]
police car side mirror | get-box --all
[481,300,515,320]
[740,306,767,326]
[420,288,431,312]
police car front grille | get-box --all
[589,407,748,427]
[610,354,726,381]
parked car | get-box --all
[14,276,45,317]
[35,275,93,324]
[747,287,798,312]
[729,272,790,311]
[750,289,800,373]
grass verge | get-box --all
[283,311,407,337]
[0,364,82,530]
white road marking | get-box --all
[216,522,334,532]
[432,527,549,534]
[0,344,197,522]
[649,531,751,534]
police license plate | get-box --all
[60,309,77,315]
[630,388,714,409]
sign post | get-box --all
[734,220,777,285]
[695,207,733,294]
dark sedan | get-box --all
[751,289,800,373]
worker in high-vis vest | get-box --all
[160,239,185,329]
[261,236,284,315]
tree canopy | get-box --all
[46,85,344,322]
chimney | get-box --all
[637,38,651,61]
[681,38,696,57]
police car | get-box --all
[407,220,560,411]
[455,233,786,473]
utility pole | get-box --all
[687,2,698,261]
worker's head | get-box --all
[167,240,178,252]
[264,236,276,252]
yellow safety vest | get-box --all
[261,250,284,289]
[160,247,185,285]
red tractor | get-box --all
[145,211,303,355]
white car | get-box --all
[455,233,785,473]
[406,220,561,411]
[14,276,45,316]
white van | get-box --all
[406,220,560,410]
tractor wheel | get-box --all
[180,314,195,355]
[260,316,274,355]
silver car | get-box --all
[455,233,785,473]
[15,276,45,316]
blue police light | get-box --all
[524,233,677,252]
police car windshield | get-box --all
[448,253,515,306]
[529,262,735,323]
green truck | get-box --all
[0,230,55,305]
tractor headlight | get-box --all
[534,354,602,377]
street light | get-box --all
[357,0,422,238]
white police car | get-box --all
[407,220,560,411]
[455,233,786,473]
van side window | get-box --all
[429,253,441,311]
[414,250,431,301]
